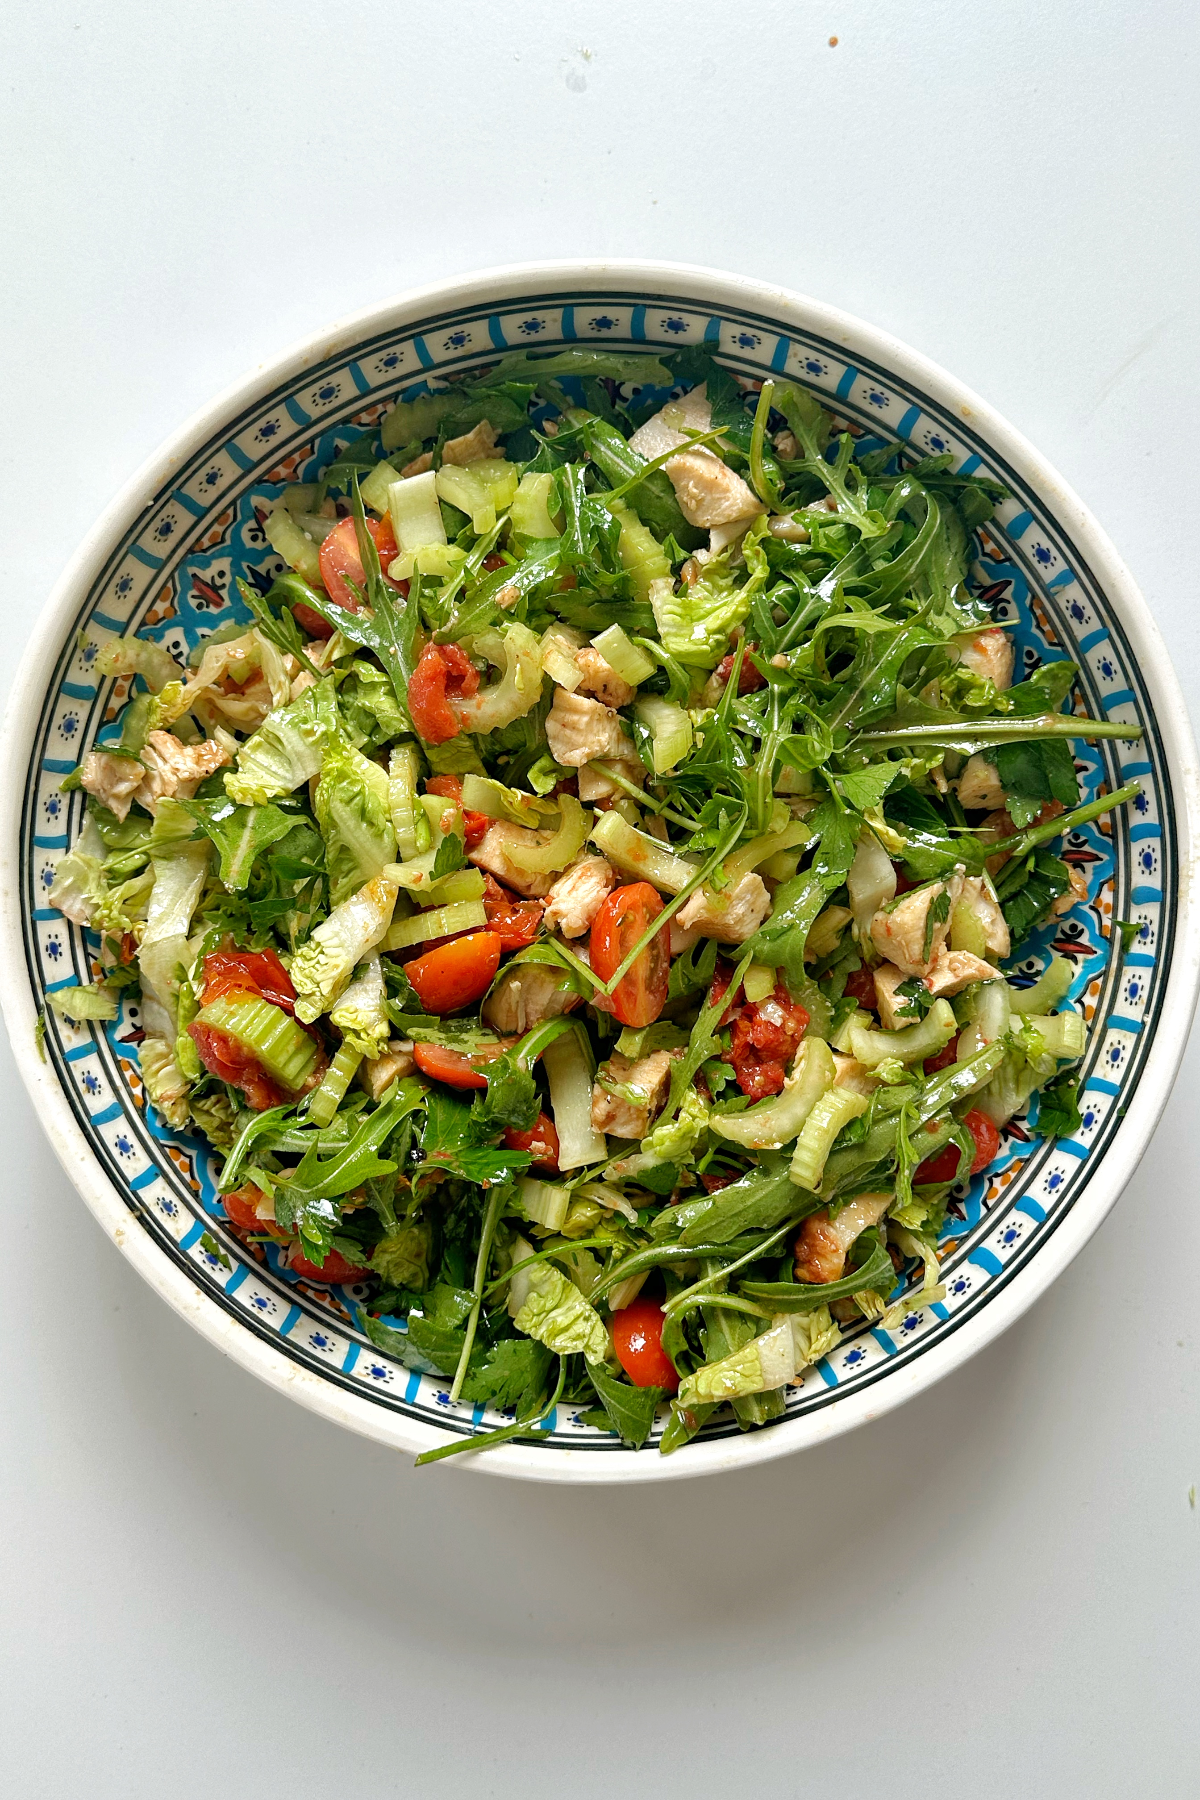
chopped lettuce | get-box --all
[509,1257,610,1363]
[224,681,338,806]
[314,735,395,906]
[290,875,399,1023]
[329,951,390,1058]
[649,517,769,667]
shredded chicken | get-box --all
[870,871,963,977]
[591,1050,673,1140]
[831,1052,876,1097]
[545,688,637,768]
[482,963,581,1034]
[359,1041,416,1101]
[794,1192,891,1284]
[468,823,557,897]
[925,948,1003,997]
[441,419,499,466]
[628,386,764,529]
[401,450,434,478]
[133,732,231,815]
[953,627,1014,690]
[1050,864,1089,918]
[957,874,1011,959]
[772,429,802,460]
[676,872,772,944]
[956,753,1007,811]
[80,751,145,823]
[574,646,636,709]
[577,758,645,803]
[873,962,914,1031]
[767,514,811,543]
[542,856,616,938]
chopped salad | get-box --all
[47,347,1140,1461]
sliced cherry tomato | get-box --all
[589,882,669,1029]
[843,965,878,1010]
[924,1034,960,1074]
[914,1107,1000,1183]
[188,1022,286,1112]
[413,1041,506,1090]
[200,946,297,1015]
[482,552,506,572]
[482,873,544,950]
[611,1295,678,1392]
[317,514,402,612]
[407,641,480,745]
[714,641,767,694]
[405,931,501,1014]
[222,1184,269,1233]
[425,774,490,850]
[504,1112,560,1173]
[287,1244,367,1285]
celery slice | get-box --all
[634,695,692,775]
[590,809,701,894]
[789,1087,871,1191]
[307,1042,362,1128]
[387,471,445,561]
[543,1027,606,1170]
[849,999,957,1067]
[713,1038,836,1151]
[591,624,655,687]
[606,498,670,600]
[511,471,561,539]
[263,507,323,585]
[195,994,320,1092]
[518,1178,572,1233]
[382,899,487,951]
[358,459,400,515]
[388,742,431,862]
[1006,956,1075,1016]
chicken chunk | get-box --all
[468,823,557,897]
[870,871,963,978]
[441,419,500,467]
[574,646,637,709]
[591,1050,674,1140]
[676,872,772,944]
[831,1052,876,1097]
[628,386,764,530]
[80,751,146,823]
[545,688,637,769]
[924,949,1004,998]
[873,962,916,1031]
[952,627,1014,691]
[482,962,581,1034]
[957,874,1011,959]
[577,757,645,802]
[956,753,1007,811]
[794,1192,892,1284]
[401,450,434,478]
[133,731,231,815]
[772,429,802,460]
[542,856,617,938]
[358,1041,416,1101]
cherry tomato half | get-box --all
[287,1244,367,1285]
[589,882,669,1029]
[611,1295,678,1392]
[405,931,501,1014]
[482,873,544,950]
[923,1033,959,1075]
[200,946,297,1014]
[425,774,490,850]
[914,1107,1000,1183]
[317,514,401,612]
[503,1112,560,1173]
[413,1041,505,1090]
[843,965,878,1011]
[222,1183,272,1234]
[407,641,480,745]
[188,1022,286,1112]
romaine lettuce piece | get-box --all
[314,735,395,906]
[138,1035,192,1129]
[649,517,769,667]
[290,874,399,1023]
[224,681,338,806]
[329,951,389,1059]
[508,1254,610,1363]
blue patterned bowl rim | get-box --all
[2,261,1198,1484]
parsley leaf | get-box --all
[460,1337,553,1413]
[1036,1076,1082,1140]
[585,1363,664,1449]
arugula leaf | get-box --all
[1115,918,1142,953]
[744,870,826,987]
[585,1363,664,1449]
[1036,1076,1082,1139]
[177,796,295,891]
[1004,661,1077,716]
[460,1337,553,1413]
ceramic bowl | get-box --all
[3,261,1197,1482]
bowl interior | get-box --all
[15,275,1178,1466]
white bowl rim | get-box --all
[3,257,1198,1483]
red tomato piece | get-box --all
[481,873,544,950]
[407,641,480,745]
[287,1244,367,1285]
[714,641,767,694]
[405,931,501,1014]
[710,961,810,1102]
[425,774,490,849]
[317,514,402,612]
[843,965,879,1011]
[589,882,669,1029]
[413,1041,504,1090]
[481,552,506,572]
[503,1112,560,1173]
[222,1184,271,1234]
[611,1295,679,1392]
[200,946,297,1015]
[188,1022,286,1112]
[914,1108,1000,1184]
[923,1034,960,1074]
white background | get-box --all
[2,3,1198,1793]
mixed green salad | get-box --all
[47,347,1140,1461]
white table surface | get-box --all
[2,3,1198,1792]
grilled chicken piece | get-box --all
[468,823,557,898]
[591,1050,674,1140]
[359,1041,416,1100]
[794,1192,891,1284]
[133,732,231,815]
[869,871,963,978]
[676,872,772,944]
[545,688,637,768]
[574,646,637,708]
[80,751,145,823]
[542,856,617,938]
[952,627,1014,690]
[482,962,581,1034]
[956,754,1007,811]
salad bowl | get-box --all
[2,260,1197,1482]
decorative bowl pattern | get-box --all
[2,263,1197,1482]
